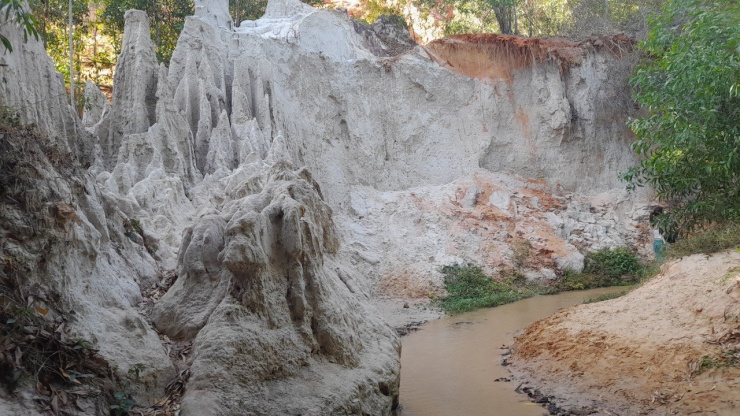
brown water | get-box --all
[399,287,627,416]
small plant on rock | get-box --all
[110,390,136,416]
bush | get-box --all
[438,265,554,314]
[625,0,740,232]
[558,247,643,290]
[584,247,642,280]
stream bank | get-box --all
[509,250,740,416]
[398,287,628,416]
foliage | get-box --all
[0,275,112,410]
[0,0,40,52]
[558,247,643,290]
[0,105,20,126]
[100,0,193,63]
[25,1,117,109]
[665,222,740,258]
[625,0,740,233]
[565,0,663,38]
[584,247,642,280]
[230,0,268,24]
[438,264,555,314]
[399,0,662,40]
[356,0,404,24]
[110,389,136,415]
[484,0,516,34]
[518,0,571,37]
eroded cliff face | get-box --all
[2,4,401,414]
[1,0,651,414]
[0,11,175,414]
[88,0,649,290]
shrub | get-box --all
[584,247,642,281]
[558,247,643,290]
[625,0,740,232]
[438,265,554,314]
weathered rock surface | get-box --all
[161,165,400,415]
[96,10,158,170]
[0,22,175,410]
[82,80,110,128]
[0,15,90,162]
[146,0,650,291]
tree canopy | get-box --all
[625,0,740,233]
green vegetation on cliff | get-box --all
[625,0,740,234]
[440,247,645,314]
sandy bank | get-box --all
[510,250,740,415]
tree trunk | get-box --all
[494,6,513,35]
[68,0,74,109]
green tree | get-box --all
[566,0,663,38]
[625,0,740,233]
[230,0,267,24]
[100,0,194,63]
[0,0,40,52]
[27,1,116,108]
[485,0,516,34]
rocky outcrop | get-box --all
[0,15,90,163]
[3,2,402,413]
[153,165,400,415]
[96,10,158,169]
[0,21,175,410]
[129,0,647,289]
[81,80,109,128]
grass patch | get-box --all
[666,222,740,259]
[438,265,556,314]
[438,230,740,315]
[694,348,740,375]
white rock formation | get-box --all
[151,0,649,285]
[0,13,89,161]
[0,14,176,409]
[82,80,110,128]
[96,10,159,169]
[154,165,400,415]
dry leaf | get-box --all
[50,394,59,415]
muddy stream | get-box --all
[399,287,627,416]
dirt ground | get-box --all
[509,250,740,416]
[371,297,443,336]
